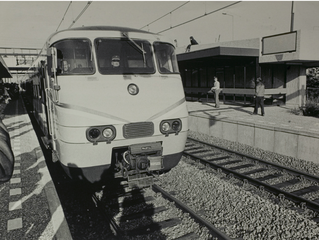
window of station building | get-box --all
[261,65,272,88]
[207,67,215,88]
[184,68,192,87]
[235,66,245,88]
[224,67,234,88]
[273,65,286,88]
[96,38,154,75]
[246,65,256,89]
[179,68,186,85]
[216,72,224,87]
[199,68,207,87]
[191,69,199,87]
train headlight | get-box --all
[172,120,181,131]
[88,128,100,140]
[161,122,170,132]
[86,125,116,144]
[160,119,182,136]
[102,127,116,140]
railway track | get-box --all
[185,136,319,219]
[91,179,231,240]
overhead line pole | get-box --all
[290,1,294,32]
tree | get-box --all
[307,67,319,88]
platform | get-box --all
[0,97,72,239]
[187,101,319,164]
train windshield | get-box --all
[154,42,179,74]
[54,39,95,75]
[95,38,155,74]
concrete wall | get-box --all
[189,114,319,164]
[286,66,307,107]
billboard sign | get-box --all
[262,31,297,55]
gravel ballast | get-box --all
[156,131,319,239]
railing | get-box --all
[0,47,41,56]
[184,87,287,105]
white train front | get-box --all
[22,26,188,187]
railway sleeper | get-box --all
[291,185,319,196]
[271,178,300,189]
[175,232,201,240]
[256,173,283,181]
[124,218,182,236]
[117,206,167,221]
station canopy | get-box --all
[176,38,260,62]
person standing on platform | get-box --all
[253,77,265,116]
[210,76,220,108]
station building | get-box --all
[177,30,319,108]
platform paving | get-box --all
[0,97,71,240]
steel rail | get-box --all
[92,181,232,239]
[152,184,232,240]
[187,136,319,182]
[185,137,319,213]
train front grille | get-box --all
[123,122,154,139]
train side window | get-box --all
[154,42,179,74]
[52,39,95,75]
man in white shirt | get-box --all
[253,77,265,116]
[210,76,220,108]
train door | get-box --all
[44,47,60,152]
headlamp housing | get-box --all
[160,119,182,136]
[86,125,116,144]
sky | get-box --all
[1,1,319,50]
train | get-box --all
[21,26,188,187]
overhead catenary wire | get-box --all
[27,1,92,67]
[157,1,241,34]
[56,1,73,32]
[140,1,190,30]
[68,1,92,29]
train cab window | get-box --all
[95,38,155,75]
[53,39,95,75]
[154,43,179,74]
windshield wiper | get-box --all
[122,32,146,66]
[122,32,146,54]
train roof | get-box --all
[47,25,156,42]
[67,26,152,34]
